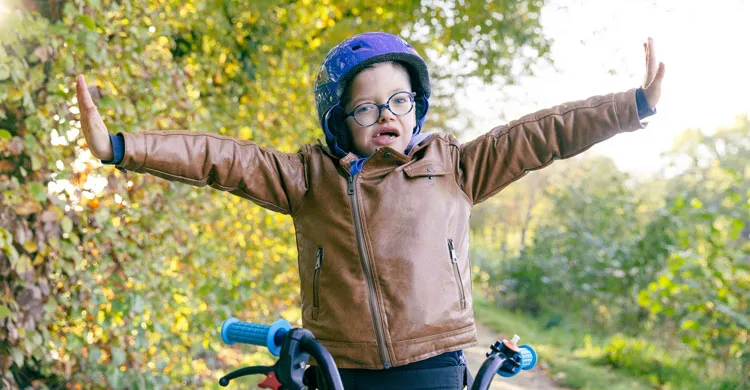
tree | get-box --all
[0,0,552,385]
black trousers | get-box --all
[305,351,473,390]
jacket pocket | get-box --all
[312,247,323,320]
[404,162,449,181]
[448,239,467,310]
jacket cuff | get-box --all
[100,133,125,165]
[119,132,148,172]
[635,87,657,120]
[615,88,648,132]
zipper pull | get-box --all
[347,176,355,195]
[315,248,322,270]
[448,239,458,263]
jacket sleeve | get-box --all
[458,88,645,205]
[117,130,308,214]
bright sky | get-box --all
[458,0,750,176]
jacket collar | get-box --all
[318,134,438,176]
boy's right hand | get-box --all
[76,75,113,161]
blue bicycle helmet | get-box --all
[314,32,431,157]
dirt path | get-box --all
[464,322,565,390]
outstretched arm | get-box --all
[457,38,666,205]
[74,75,308,214]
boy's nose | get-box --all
[379,107,397,122]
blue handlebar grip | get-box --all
[221,318,291,356]
[518,345,537,370]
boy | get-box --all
[77,32,664,389]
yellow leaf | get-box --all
[12,255,32,274]
[681,320,696,330]
[61,216,73,233]
[23,240,38,253]
[13,200,41,216]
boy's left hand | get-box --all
[642,37,665,109]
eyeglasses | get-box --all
[344,91,416,127]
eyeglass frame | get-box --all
[343,91,417,127]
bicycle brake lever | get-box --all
[219,364,273,387]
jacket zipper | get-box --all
[313,248,323,318]
[448,239,467,310]
[348,175,391,368]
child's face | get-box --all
[344,62,416,157]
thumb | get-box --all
[643,62,665,109]
[651,62,666,88]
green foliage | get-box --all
[637,115,750,381]
[486,157,659,327]
[470,116,750,387]
[473,296,656,390]
[598,334,692,388]
[476,295,744,390]
[0,0,551,386]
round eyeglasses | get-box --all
[344,91,416,127]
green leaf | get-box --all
[0,305,11,319]
[77,15,96,31]
[61,216,73,233]
[111,346,126,366]
[107,366,122,388]
[11,254,32,274]
[29,182,46,202]
[0,129,11,139]
[715,303,750,330]
[132,294,144,314]
[30,155,42,171]
[0,64,9,81]
[12,348,23,367]
[89,346,102,364]
[31,331,43,346]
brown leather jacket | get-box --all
[116,89,645,369]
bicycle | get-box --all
[218,317,537,390]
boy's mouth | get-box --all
[373,127,400,145]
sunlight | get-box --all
[459,0,750,176]
[0,0,13,26]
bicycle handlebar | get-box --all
[518,344,537,370]
[220,318,536,390]
[220,317,345,389]
[221,318,290,356]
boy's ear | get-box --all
[415,96,428,122]
[330,109,354,154]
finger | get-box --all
[76,76,91,132]
[646,37,658,83]
[651,62,665,88]
[76,75,97,111]
[643,42,650,87]
[76,76,108,139]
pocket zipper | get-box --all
[313,248,323,315]
[448,239,467,309]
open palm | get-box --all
[76,75,113,161]
[642,37,665,109]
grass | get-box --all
[472,295,743,390]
